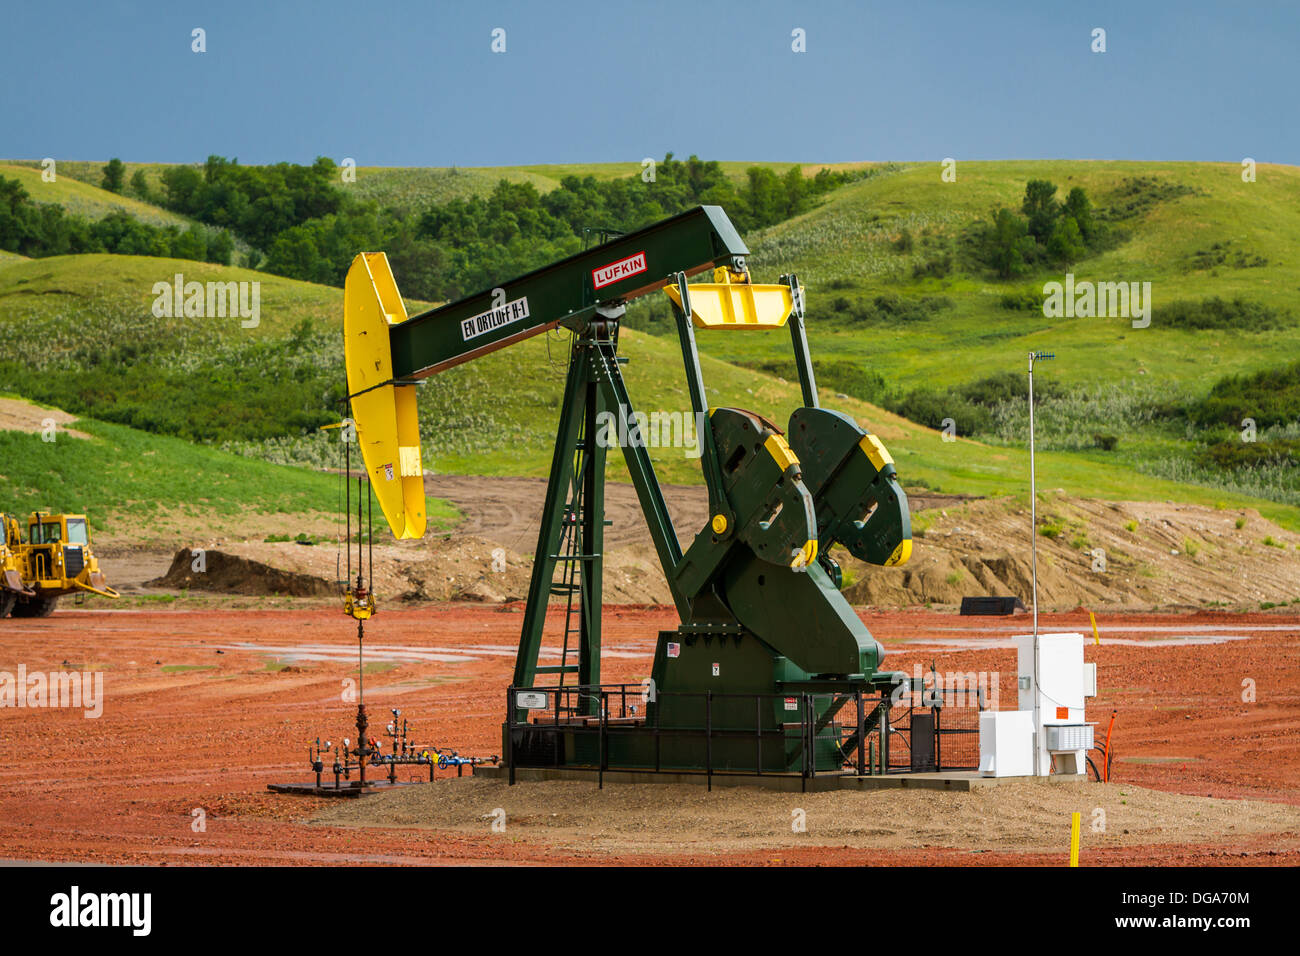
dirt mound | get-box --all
[384,534,534,603]
[145,534,672,604]
[313,776,1300,856]
[843,495,1300,610]
[143,479,1300,611]
[151,547,336,597]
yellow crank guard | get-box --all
[344,252,426,540]
[764,433,800,472]
[662,270,793,330]
[858,433,894,471]
[884,539,912,567]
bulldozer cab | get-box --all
[28,512,66,581]
[27,513,112,590]
[29,513,90,545]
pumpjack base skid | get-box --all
[480,765,1008,793]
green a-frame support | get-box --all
[508,311,683,715]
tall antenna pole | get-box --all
[1027,349,1053,776]
[1028,352,1039,640]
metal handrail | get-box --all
[506,682,905,788]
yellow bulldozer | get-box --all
[0,511,119,618]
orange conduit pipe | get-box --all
[1103,710,1117,782]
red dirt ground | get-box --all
[1,604,1297,866]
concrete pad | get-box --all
[474,765,1089,792]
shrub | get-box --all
[835,294,952,325]
[1196,439,1300,471]
[1102,176,1197,221]
[890,389,992,435]
[815,361,889,404]
[883,372,1066,436]
[999,288,1042,311]
[1190,360,1300,429]
[1159,296,1290,332]
[912,253,952,278]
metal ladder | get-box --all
[536,422,593,717]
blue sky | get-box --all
[2,0,1295,166]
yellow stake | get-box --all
[1069,812,1081,867]
[1089,610,1100,646]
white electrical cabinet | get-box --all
[978,710,1034,777]
[1015,632,1092,776]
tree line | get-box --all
[2,154,866,300]
[0,175,233,264]
[160,153,864,300]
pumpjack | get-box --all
[343,205,912,774]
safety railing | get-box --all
[506,683,909,791]
[886,685,986,772]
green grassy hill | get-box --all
[731,160,1300,388]
[0,162,196,230]
[0,396,458,543]
[1,159,214,204]
[2,158,1298,533]
[2,246,1296,532]
[0,254,353,449]
[0,251,339,335]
